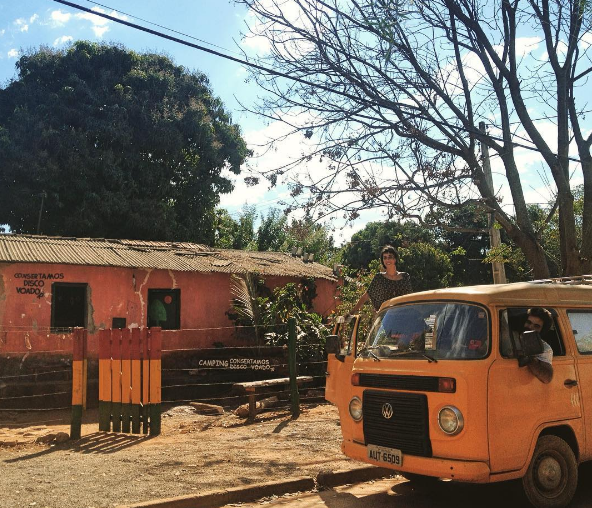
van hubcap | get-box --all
[536,456,562,491]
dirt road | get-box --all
[0,403,354,508]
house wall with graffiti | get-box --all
[0,262,338,357]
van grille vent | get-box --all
[363,390,432,457]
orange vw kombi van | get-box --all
[326,277,592,508]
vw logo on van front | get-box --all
[381,403,394,419]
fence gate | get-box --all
[98,327,161,435]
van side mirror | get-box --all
[326,334,341,355]
[326,334,346,362]
[516,330,544,357]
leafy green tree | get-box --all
[333,263,379,339]
[0,42,250,242]
[398,242,453,292]
[428,206,492,286]
[214,205,257,249]
[255,208,288,251]
[283,216,336,264]
[341,221,434,269]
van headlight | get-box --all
[438,406,464,435]
[349,397,363,421]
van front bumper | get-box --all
[343,440,491,483]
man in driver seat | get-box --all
[521,307,554,384]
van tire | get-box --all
[522,435,578,508]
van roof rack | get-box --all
[530,275,592,285]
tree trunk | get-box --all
[502,222,551,279]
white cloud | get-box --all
[11,14,39,32]
[50,10,72,25]
[514,37,542,58]
[0,29,5,37]
[7,49,18,58]
[220,114,319,212]
[218,167,270,209]
[14,18,29,32]
[241,31,272,54]
[74,7,128,39]
[581,31,592,49]
[75,10,110,27]
[540,39,568,63]
[92,25,110,38]
[53,35,73,47]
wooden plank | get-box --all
[288,317,299,417]
[70,328,85,440]
[120,328,131,433]
[98,329,112,432]
[148,327,162,436]
[130,327,141,434]
[111,328,122,433]
[234,376,313,391]
[141,328,149,435]
[247,395,257,421]
[82,329,88,410]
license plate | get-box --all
[367,444,403,466]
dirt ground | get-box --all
[0,402,357,508]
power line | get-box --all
[82,0,248,60]
[52,0,584,164]
[52,0,376,110]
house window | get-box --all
[51,283,87,331]
[148,289,180,330]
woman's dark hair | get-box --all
[380,245,399,269]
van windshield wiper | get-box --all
[388,349,438,363]
[358,346,381,361]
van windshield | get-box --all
[362,302,489,360]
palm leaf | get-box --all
[230,273,255,322]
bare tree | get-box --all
[237,0,592,278]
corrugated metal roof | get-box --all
[0,234,337,281]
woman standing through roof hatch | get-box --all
[350,245,413,314]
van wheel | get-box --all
[522,435,578,508]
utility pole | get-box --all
[479,122,507,284]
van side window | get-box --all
[500,308,565,357]
[567,311,592,353]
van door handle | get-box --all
[564,379,578,388]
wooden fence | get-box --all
[98,327,161,435]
